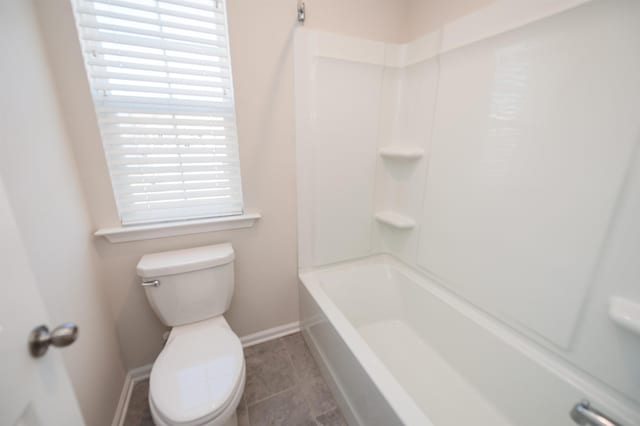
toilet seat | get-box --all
[149,318,245,425]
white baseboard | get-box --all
[111,364,153,426]
[111,321,299,425]
[240,321,300,347]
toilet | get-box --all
[137,243,245,426]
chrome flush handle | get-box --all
[141,280,160,287]
[570,400,622,426]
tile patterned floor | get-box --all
[123,332,347,426]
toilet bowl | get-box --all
[137,244,245,426]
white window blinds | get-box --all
[73,0,244,225]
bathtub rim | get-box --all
[300,259,432,426]
[299,254,640,426]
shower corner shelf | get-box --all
[379,146,424,160]
[610,297,640,337]
[375,211,416,230]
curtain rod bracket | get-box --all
[297,2,306,24]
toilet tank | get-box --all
[136,243,235,327]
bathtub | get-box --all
[299,255,632,426]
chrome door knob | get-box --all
[28,323,78,358]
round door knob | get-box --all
[28,323,79,358]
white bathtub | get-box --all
[299,256,634,426]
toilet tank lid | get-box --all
[137,243,234,277]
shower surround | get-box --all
[295,0,640,425]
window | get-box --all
[73,0,243,225]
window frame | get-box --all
[73,0,246,226]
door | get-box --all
[0,176,84,426]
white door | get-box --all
[0,176,84,426]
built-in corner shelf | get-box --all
[375,211,416,230]
[379,146,424,160]
[610,297,640,337]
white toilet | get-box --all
[137,243,245,426]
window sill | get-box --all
[94,211,261,243]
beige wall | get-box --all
[304,0,410,43]
[37,0,415,373]
[406,0,494,40]
[38,0,301,370]
[0,1,126,425]
[303,0,494,44]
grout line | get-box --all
[281,335,303,384]
[300,385,317,424]
[246,334,322,424]
[247,383,298,407]
[247,337,299,406]
[244,397,251,426]
[315,405,339,417]
[280,334,328,422]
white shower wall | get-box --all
[295,32,385,267]
[418,0,640,349]
[296,0,640,414]
[372,40,441,266]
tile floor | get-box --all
[123,332,347,426]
